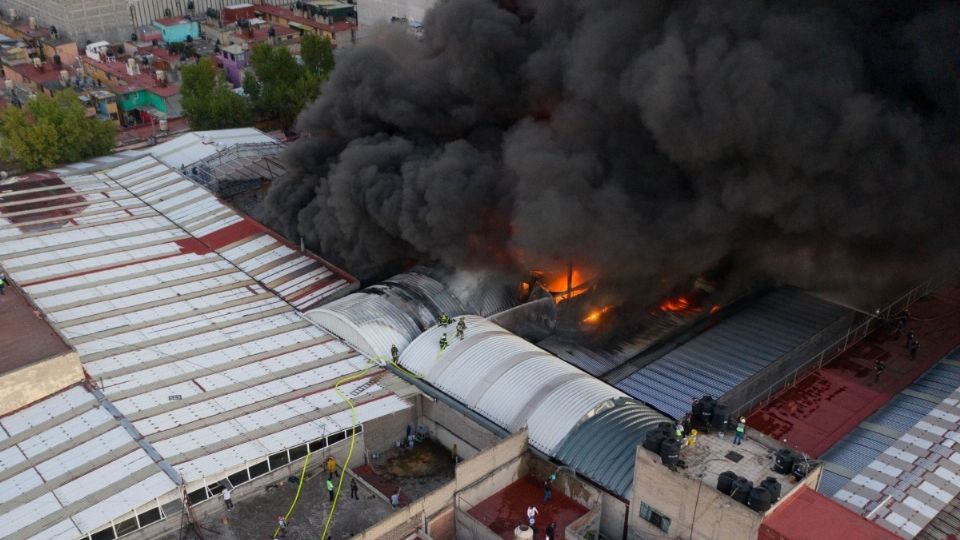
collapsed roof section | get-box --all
[305,270,471,360]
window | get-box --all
[327,431,346,445]
[186,487,208,505]
[137,507,162,528]
[207,480,225,496]
[228,469,250,487]
[160,499,182,519]
[639,502,671,533]
[269,451,290,469]
[308,438,326,452]
[114,516,138,537]
[90,527,116,540]
[249,460,269,479]
[289,444,308,461]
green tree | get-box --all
[0,90,116,171]
[243,43,320,130]
[300,33,335,78]
[180,58,252,130]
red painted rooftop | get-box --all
[467,476,588,540]
[254,4,356,32]
[748,283,960,457]
[81,56,181,98]
[759,486,899,540]
[7,61,75,85]
[234,25,298,43]
[0,275,74,376]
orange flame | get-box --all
[582,306,611,324]
[710,304,720,314]
[660,296,691,312]
[533,267,593,303]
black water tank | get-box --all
[716,471,737,495]
[659,438,680,466]
[643,430,666,453]
[747,486,772,512]
[700,396,716,425]
[712,403,729,429]
[731,477,752,505]
[760,477,782,502]
[792,459,810,481]
[692,398,703,419]
[774,448,795,474]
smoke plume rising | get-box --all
[264,0,960,306]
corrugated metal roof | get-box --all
[820,347,960,497]
[553,399,669,497]
[615,288,850,419]
[0,151,409,539]
[832,348,960,538]
[47,128,279,177]
[398,316,640,455]
[306,271,468,359]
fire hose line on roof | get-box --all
[270,354,428,540]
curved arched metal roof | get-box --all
[553,398,669,498]
[306,271,468,359]
[398,316,648,455]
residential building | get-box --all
[151,15,199,44]
[2,57,76,97]
[255,4,357,48]
[128,0,289,29]
[81,42,182,127]
[216,43,248,87]
[354,0,435,39]
[0,0,131,43]
[0,13,79,64]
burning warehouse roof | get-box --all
[614,288,854,420]
[262,0,960,320]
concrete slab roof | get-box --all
[0,278,72,376]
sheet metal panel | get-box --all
[616,288,849,418]
[0,144,406,538]
[308,271,469,359]
[476,355,583,429]
[0,386,94,437]
[0,492,63,539]
[400,316,630,455]
[821,347,960,498]
[554,399,669,498]
[70,471,178,535]
[526,377,627,454]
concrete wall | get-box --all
[362,398,416,456]
[454,508,506,540]
[419,397,501,460]
[351,431,529,540]
[428,507,455,540]
[0,352,82,416]
[0,0,131,43]
[600,491,629,540]
[629,448,763,540]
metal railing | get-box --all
[728,273,954,421]
[183,141,285,197]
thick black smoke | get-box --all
[264,0,960,305]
